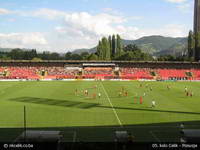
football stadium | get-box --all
[0,61,200,148]
[1,0,200,149]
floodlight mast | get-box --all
[194,0,200,34]
[24,106,26,142]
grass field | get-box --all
[0,81,200,142]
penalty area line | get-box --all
[149,131,161,142]
[73,131,77,143]
[100,82,123,128]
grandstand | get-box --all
[0,60,200,80]
[0,60,200,149]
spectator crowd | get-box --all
[0,64,200,80]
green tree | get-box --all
[116,44,153,61]
[30,49,37,59]
[101,37,111,60]
[97,41,103,60]
[0,55,11,60]
[71,54,82,60]
[111,35,116,57]
[116,34,123,57]
[49,52,60,60]
[87,53,98,60]
[124,44,140,52]
[158,55,175,61]
[188,30,195,59]
[9,49,25,60]
[65,52,72,60]
[108,35,112,55]
[80,52,89,60]
[39,51,51,60]
[195,31,200,61]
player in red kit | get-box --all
[125,91,128,97]
[140,96,143,104]
[93,93,96,99]
[75,89,78,95]
[186,91,189,97]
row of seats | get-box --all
[1,66,200,80]
[120,68,154,79]
[84,67,113,77]
[3,67,39,79]
[0,66,80,79]
[120,68,200,80]
[191,69,200,80]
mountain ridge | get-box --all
[0,35,188,56]
[72,35,187,56]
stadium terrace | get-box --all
[0,60,200,81]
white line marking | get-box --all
[73,131,77,143]
[100,82,123,127]
[65,124,200,129]
[150,131,161,142]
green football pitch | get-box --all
[0,81,200,142]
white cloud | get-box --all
[31,8,66,20]
[47,11,127,50]
[164,0,193,13]
[56,10,187,39]
[165,0,187,3]
[52,11,187,51]
[0,23,187,52]
[0,8,189,52]
[177,1,193,13]
[0,8,11,15]
[64,12,126,36]
[114,24,187,40]
[0,32,48,50]
[143,24,187,37]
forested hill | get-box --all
[73,35,187,56]
[0,48,32,52]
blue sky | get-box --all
[0,0,194,52]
